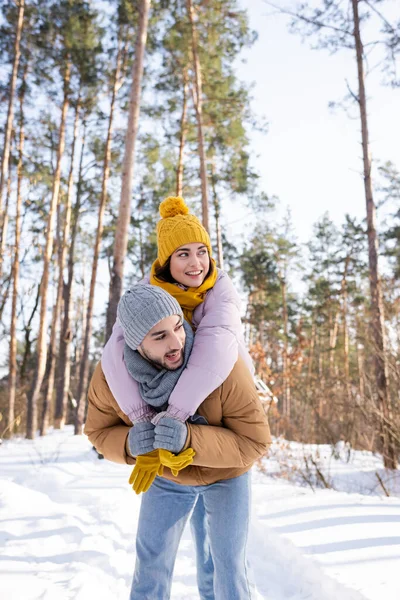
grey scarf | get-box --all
[123,320,194,408]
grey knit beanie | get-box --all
[117,284,184,350]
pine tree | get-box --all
[269,0,398,467]
[26,0,102,438]
[0,0,25,264]
[105,0,151,341]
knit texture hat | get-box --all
[117,284,184,350]
[157,196,212,266]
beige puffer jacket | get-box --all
[84,357,272,486]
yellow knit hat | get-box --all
[157,196,212,266]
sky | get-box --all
[225,0,400,245]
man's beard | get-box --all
[139,345,184,371]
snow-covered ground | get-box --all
[1,427,399,600]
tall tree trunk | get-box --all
[0,167,12,321]
[214,205,224,270]
[351,0,396,468]
[105,0,151,341]
[187,0,209,231]
[341,257,351,404]
[176,69,188,197]
[342,285,351,390]
[26,60,71,439]
[0,158,13,282]
[210,161,224,269]
[280,273,290,418]
[329,309,339,377]
[302,314,315,438]
[74,275,87,370]
[75,46,123,435]
[307,315,316,385]
[0,0,25,232]
[394,281,400,351]
[20,283,40,382]
[42,97,80,435]
[77,267,88,368]
[39,216,62,434]
[54,122,86,429]
[138,199,145,279]
[0,271,12,324]
[357,337,365,401]
[342,278,356,445]
[340,258,354,444]
[7,61,27,439]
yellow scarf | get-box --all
[150,258,218,324]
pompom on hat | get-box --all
[156,196,212,266]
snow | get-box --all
[1,428,399,600]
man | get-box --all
[85,285,271,600]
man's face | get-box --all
[138,315,186,370]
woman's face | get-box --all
[169,242,210,288]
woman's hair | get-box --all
[154,254,215,284]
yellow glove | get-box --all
[128,450,164,495]
[128,448,196,495]
[159,448,196,476]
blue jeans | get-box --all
[130,472,252,600]
[190,494,215,600]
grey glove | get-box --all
[128,422,155,457]
[154,416,188,453]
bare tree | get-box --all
[0,157,13,282]
[7,60,28,439]
[186,0,209,231]
[105,0,151,341]
[26,60,71,439]
[210,161,224,269]
[0,0,25,239]
[352,0,395,468]
[41,97,81,435]
[267,0,397,467]
[75,42,124,435]
[176,69,189,197]
[54,119,86,429]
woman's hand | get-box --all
[153,416,188,453]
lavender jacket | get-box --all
[101,270,254,423]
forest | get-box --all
[0,0,399,471]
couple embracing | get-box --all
[85,196,271,600]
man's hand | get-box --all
[158,448,195,476]
[128,422,155,457]
[128,448,195,494]
[154,416,188,453]
[128,450,163,494]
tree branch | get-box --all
[263,1,353,38]
[363,0,396,34]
